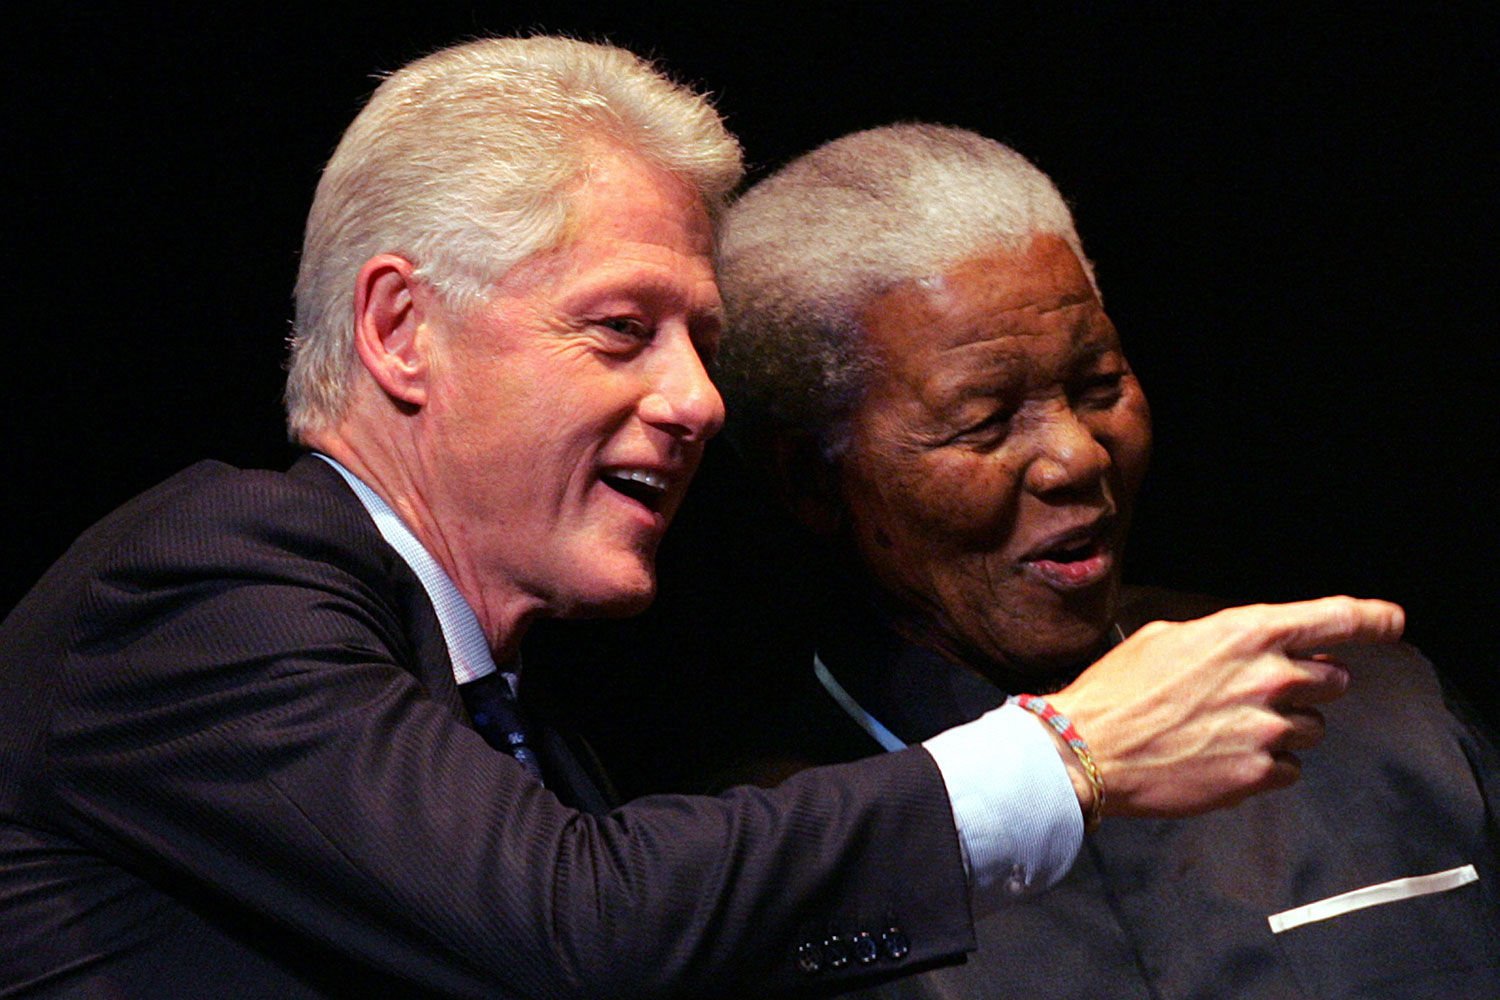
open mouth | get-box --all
[1038,538,1102,564]
[601,469,669,513]
[1021,522,1115,589]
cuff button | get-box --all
[879,927,910,961]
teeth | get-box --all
[612,469,667,492]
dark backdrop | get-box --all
[8,7,1495,738]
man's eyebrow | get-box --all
[928,351,1029,403]
[1068,312,1120,353]
[566,274,721,316]
[1070,339,1113,362]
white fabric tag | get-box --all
[1267,863,1478,933]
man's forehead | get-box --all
[485,168,717,305]
[910,235,1089,305]
[861,236,1101,353]
[569,148,713,239]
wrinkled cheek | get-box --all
[914,467,1022,552]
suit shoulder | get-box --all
[3,459,397,648]
[90,458,378,574]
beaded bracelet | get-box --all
[1015,694,1105,832]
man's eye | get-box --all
[1074,372,1125,407]
[950,409,1013,447]
[598,317,652,342]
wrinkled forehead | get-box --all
[858,235,1104,358]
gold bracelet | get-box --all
[1016,694,1105,832]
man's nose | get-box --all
[639,331,726,442]
[1023,405,1111,496]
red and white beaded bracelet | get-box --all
[1015,693,1106,832]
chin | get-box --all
[972,611,1115,684]
[590,588,656,619]
[554,564,658,619]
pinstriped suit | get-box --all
[0,456,974,998]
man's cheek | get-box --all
[915,467,1018,543]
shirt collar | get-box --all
[315,453,501,686]
[817,613,1127,745]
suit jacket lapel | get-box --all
[533,725,618,814]
[288,453,618,812]
[287,453,464,715]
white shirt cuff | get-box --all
[922,699,1083,906]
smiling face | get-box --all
[836,234,1151,680]
[415,150,725,620]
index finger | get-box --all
[1248,596,1405,653]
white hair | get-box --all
[714,123,1091,462]
[285,35,743,440]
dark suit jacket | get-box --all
[704,587,1500,999]
[0,457,975,998]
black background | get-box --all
[8,6,1495,728]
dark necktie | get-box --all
[458,671,545,785]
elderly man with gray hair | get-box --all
[0,38,1410,999]
[704,123,1500,998]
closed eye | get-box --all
[594,317,654,351]
[1072,371,1125,408]
[948,407,1014,448]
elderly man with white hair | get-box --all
[0,41,1407,1000]
[701,123,1500,998]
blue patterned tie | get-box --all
[459,671,545,785]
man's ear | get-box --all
[351,253,433,408]
[769,432,844,536]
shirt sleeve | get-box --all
[922,699,1083,908]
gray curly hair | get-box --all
[285,35,743,440]
[714,123,1091,466]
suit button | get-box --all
[823,935,854,969]
[850,931,879,965]
[796,941,822,975]
[880,927,910,961]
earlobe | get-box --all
[352,253,431,408]
[771,433,844,535]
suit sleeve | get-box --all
[43,471,975,999]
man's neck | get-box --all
[305,428,540,663]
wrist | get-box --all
[1015,693,1105,831]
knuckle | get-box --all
[1256,713,1295,748]
[1270,752,1302,787]
[1234,753,1278,788]
[1221,604,1270,644]
[1135,619,1171,640]
[1239,657,1290,702]
[1325,597,1356,635]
